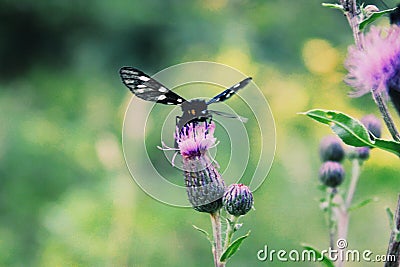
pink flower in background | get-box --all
[345,25,400,97]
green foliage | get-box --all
[359,7,398,31]
[220,231,250,262]
[301,245,335,267]
[348,197,378,212]
[192,225,212,245]
[302,109,400,157]
[322,3,344,11]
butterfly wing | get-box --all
[119,67,186,105]
[206,77,252,105]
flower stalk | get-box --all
[210,211,225,267]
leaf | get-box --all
[387,208,395,229]
[192,225,212,244]
[301,244,335,267]
[322,3,344,11]
[359,7,398,31]
[220,231,250,262]
[301,109,400,157]
[348,197,378,212]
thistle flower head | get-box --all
[176,119,225,213]
[319,135,345,162]
[319,161,345,188]
[223,184,253,217]
[345,25,400,97]
[175,121,216,159]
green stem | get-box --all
[223,215,239,252]
[210,211,225,267]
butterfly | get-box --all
[119,67,252,130]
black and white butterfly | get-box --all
[119,67,252,130]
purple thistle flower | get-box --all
[175,120,225,213]
[344,25,400,98]
[175,120,217,159]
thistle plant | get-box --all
[174,119,254,267]
[302,1,400,266]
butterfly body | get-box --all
[119,66,251,135]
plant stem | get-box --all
[327,188,336,249]
[345,159,361,208]
[384,194,400,267]
[372,92,400,142]
[334,159,361,267]
[339,0,363,49]
[223,215,239,252]
[210,211,225,267]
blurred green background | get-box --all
[1,0,399,266]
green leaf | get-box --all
[348,197,378,212]
[322,3,344,11]
[387,208,395,229]
[192,225,212,244]
[359,7,398,31]
[301,109,400,157]
[386,208,400,242]
[220,231,250,262]
[301,244,335,267]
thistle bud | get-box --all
[355,146,370,160]
[360,114,382,139]
[319,136,345,162]
[364,5,379,17]
[319,161,345,188]
[223,184,253,217]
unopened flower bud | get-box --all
[364,5,379,17]
[223,184,253,217]
[355,146,370,160]
[319,136,345,162]
[319,161,345,188]
[360,114,382,139]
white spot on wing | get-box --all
[158,87,168,92]
[137,84,146,88]
[136,89,145,93]
[233,83,240,88]
[158,95,167,101]
[225,93,231,98]
[177,98,183,103]
[124,79,135,84]
[139,76,150,82]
